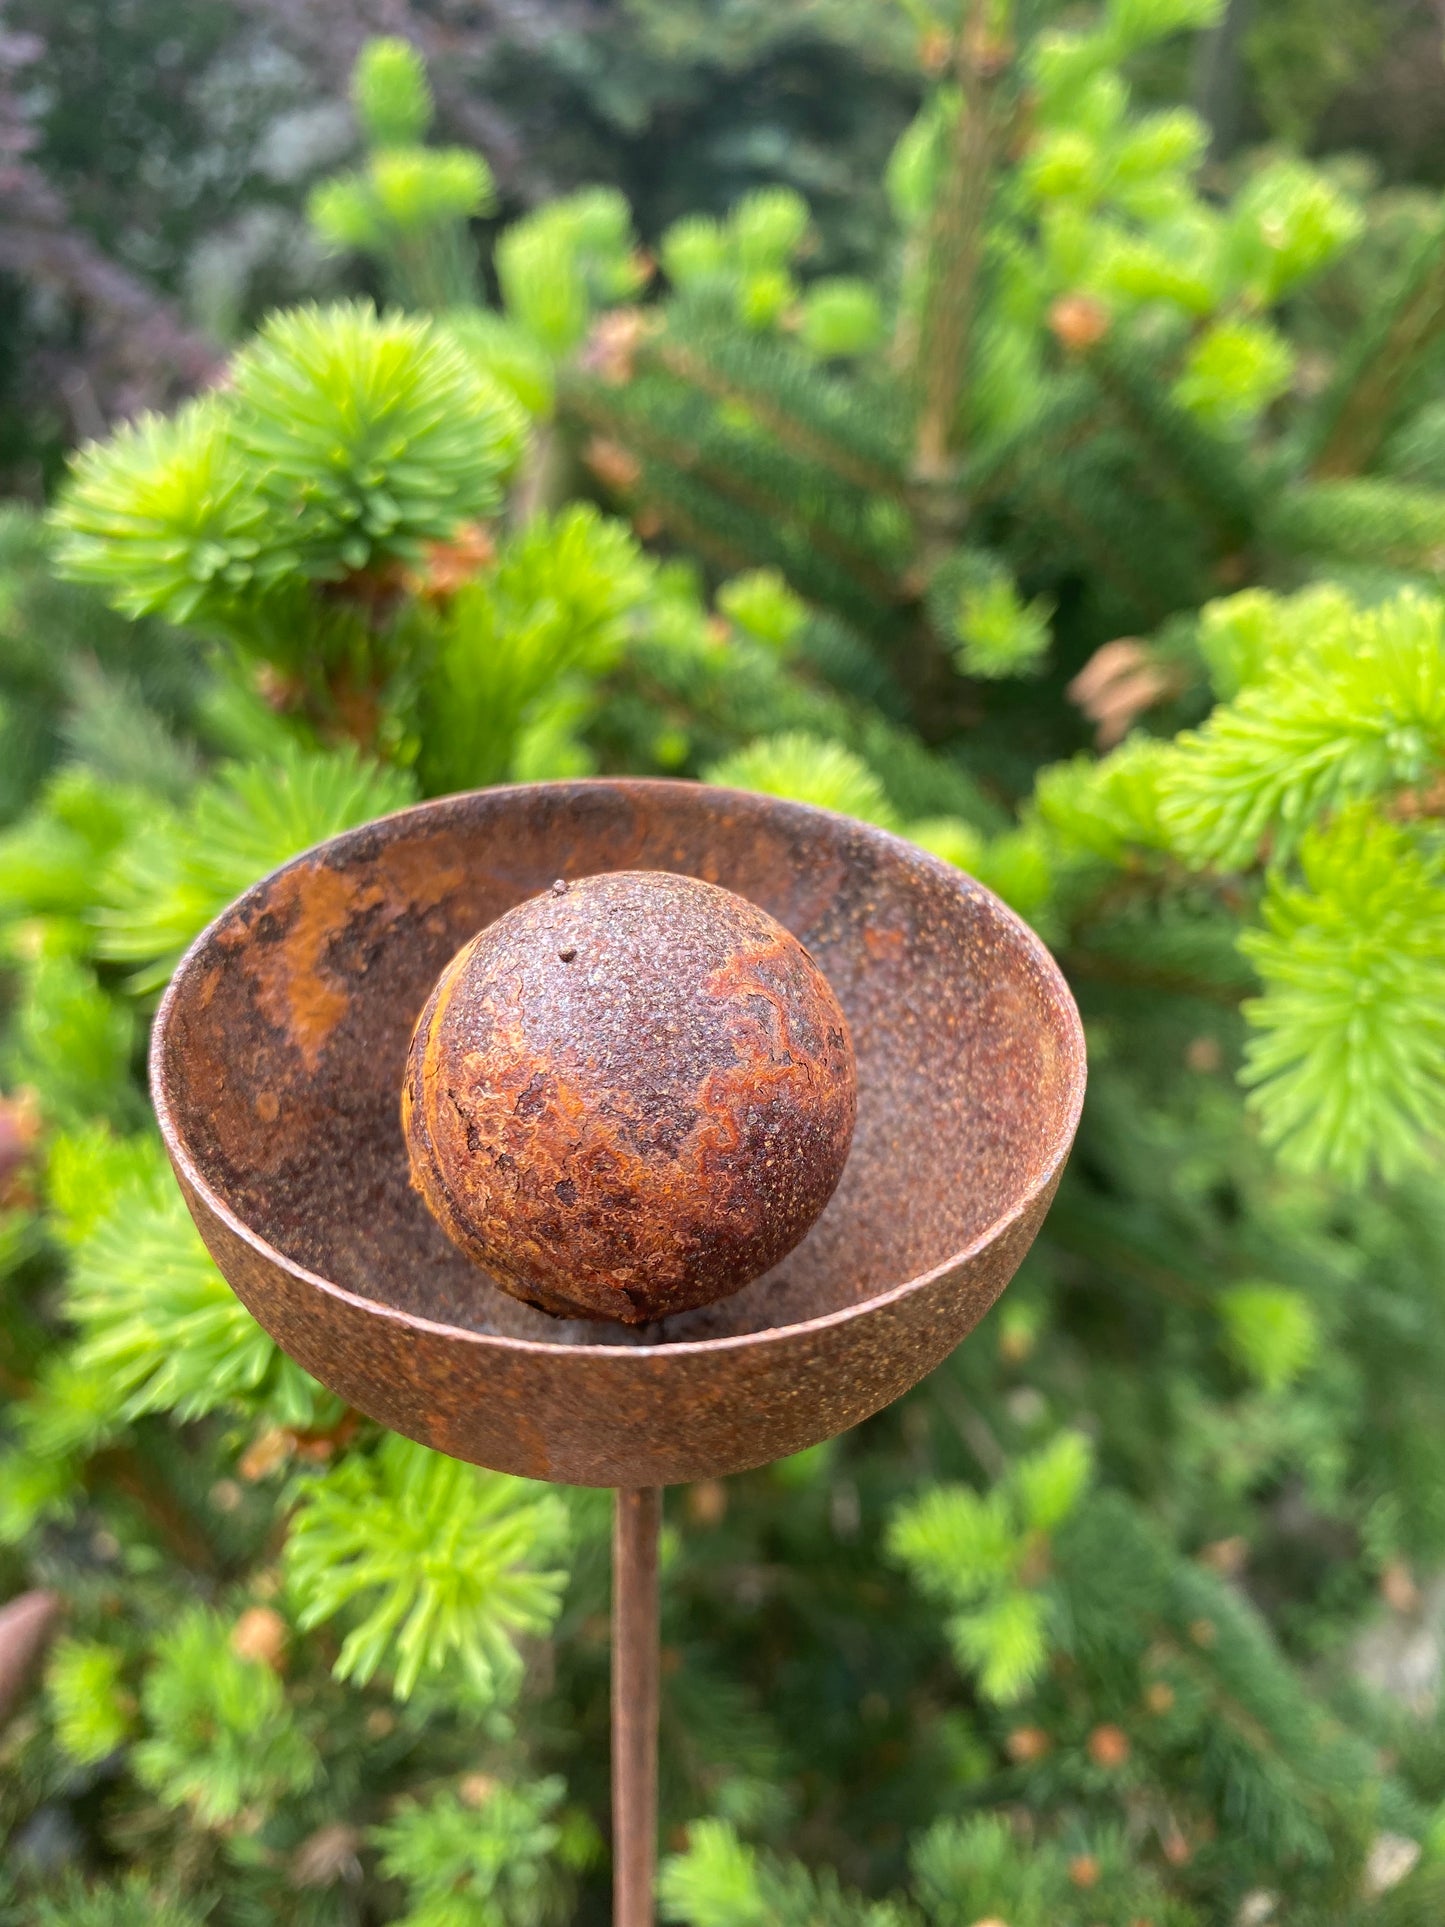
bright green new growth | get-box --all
[309,39,495,312]
[705,733,898,825]
[371,1777,598,1927]
[1173,317,1295,428]
[497,189,644,357]
[133,1609,319,1825]
[66,1160,283,1427]
[353,37,434,147]
[1241,811,1445,1184]
[888,1433,1093,1703]
[285,1435,570,1701]
[929,550,1053,680]
[1217,1282,1320,1392]
[1030,584,1445,1183]
[46,1638,133,1764]
[715,570,808,650]
[2,953,138,1131]
[310,149,495,250]
[229,304,518,567]
[658,1818,913,1927]
[420,506,653,792]
[800,280,884,360]
[50,302,521,635]
[47,401,264,626]
[1157,589,1445,869]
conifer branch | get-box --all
[566,387,905,628]
[1080,336,1257,549]
[1266,475,1445,570]
[962,378,1101,504]
[564,384,903,614]
[1023,471,1175,621]
[86,1445,222,1573]
[644,337,907,503]
[1310,216,1445,479]
[910,7,1014,504]
[613,474,761,578]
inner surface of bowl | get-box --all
[155,780,1081,1351]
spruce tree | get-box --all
[6,10,1445,1925]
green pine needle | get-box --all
[1012,1429,1094,1532]
[909,1814,1073,1927]
[419,505,652,793]
[1157,588,1445,869]
[310,147,495,250]
[889,1435,1092,1705]
[353,36,434,146]
[799,279,883,360]
[1240,809,1445,1185]
[229,301,519,574]
[371,1777,597,1927]
[26,1874,207,1927]
[48,399,266,627]
[659,1819,912,1927]
[0,767,150,919]
[947,1589,1050,1704]
[52,303,523,633]
[3,954,139,1130]
[929,549,1053,681]
[133,1608,318,1826]
[64,1151,292,1425]
[1218,1283,1320,1393]
[1033,739,1174,863]
[46,1638,133,1764]
[886,1485,1018,1604]
[704,732,897,826]
[716,569,808,650]
[285,1434,570,1701]
[497,189,641,357]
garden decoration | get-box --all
[150,777,1085,1927]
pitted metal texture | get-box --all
[403,871,857,1325]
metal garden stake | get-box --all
[151,779,1085,1926]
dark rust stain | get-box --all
[402,871,857,1325]
[150,779,1087,1488]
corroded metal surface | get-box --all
[402,870,857,1325]
[612,1488,661,1927]
[150,780,1086,1487]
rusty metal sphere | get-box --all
[151,780,1086,1487]
[402,871,857,1326]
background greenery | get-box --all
[6,2,1445,1922]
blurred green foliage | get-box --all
[8,7,1445,1926]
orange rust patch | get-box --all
[376,838,467,922]
[248,864,372,1072]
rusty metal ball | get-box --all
[401,870,857,1325]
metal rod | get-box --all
[612,1485,662,1927]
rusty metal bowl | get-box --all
[151,780,1085,1487]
